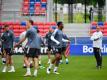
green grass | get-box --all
[53,13,106,23]
[0,55,107,80]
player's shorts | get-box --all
[25,48,40,58]
[3,48,13,56]
[62,47,66,52]
[47,46,52,51]
[52,47,62,55]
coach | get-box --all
[90,26,103,69]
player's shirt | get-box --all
[19,31,28,47]
[51,29,63,48]
[1,30,14,49]
[62,34,69,48]
[36,34,44,49]
[25,27,37,48]
[90,31,103,49]
[45,32,53,47]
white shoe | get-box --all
[2,69,6,72]
[8,69,15,72]
[24,73,31,77]
[47,68,50,74]
[48,61,51,64]
[33,71,37,77]
[53,71,60,74]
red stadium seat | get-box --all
[104,22,107,26]
[13,29,20,33]
[23,0,29,3]
[50,22,57,26]
[91,21,97,26]
[44,23,50,29]
[13,25,20,29]
[41,0,47,3]
[37,23,44,29]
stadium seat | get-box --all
[13,29,20,33]
[41,0,47,3]
[35,0,41,3]
[91,26,96,29]
[44,23,51,29]
[104,22,107,25]
[30,0,35,3]
[91,21,97,26]
[98,22,104,26]
[24,0,29,3]
[50,22,57,26]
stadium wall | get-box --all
[70,37,107,56]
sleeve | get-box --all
[10,31,15,48]
[1,33,4,41]
[62,34,69,42]
[51,29,60,45]
[25,30,31,38]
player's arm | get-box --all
[51,29,60,45]
[90,33,100,41]
[15,30,29,47]
[62,34,70,42]
[1,33,5,42]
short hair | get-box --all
[57,21,63,27]
[28,20,34,25]
[4,25,9,28]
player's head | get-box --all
[26,19,34,29]
[3,25,9,31]
[57,21,64,30]
[96,26,100,32]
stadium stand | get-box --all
[90,21,107,36]
[0,22,56,37]
[22,0,47,16]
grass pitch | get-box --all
[0,55,107,80]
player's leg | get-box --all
[33,49,39,77]
[46,48,57,74]
[24,48,31,76]
[53,51,62,74]
[8,55,15,72]
[33,57,39,77]
[1,48,6,64]
[94,48,100,69]
[97,48,102,69]
[47,46,51,64]
[38,55,45,69]
[2,53,8,72]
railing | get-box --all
[70,37,107,45]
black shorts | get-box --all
[52,47,62,55]
[62,47,66,52]
[3,48,13,56]
[47,46,52,51]
[25,48,40,58]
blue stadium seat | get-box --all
[30,0,35,4]
[29,3,34,8]
[35,0,41,2]
[98,22,104,26]
[91,26,96,29]
[41,3,47,8]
